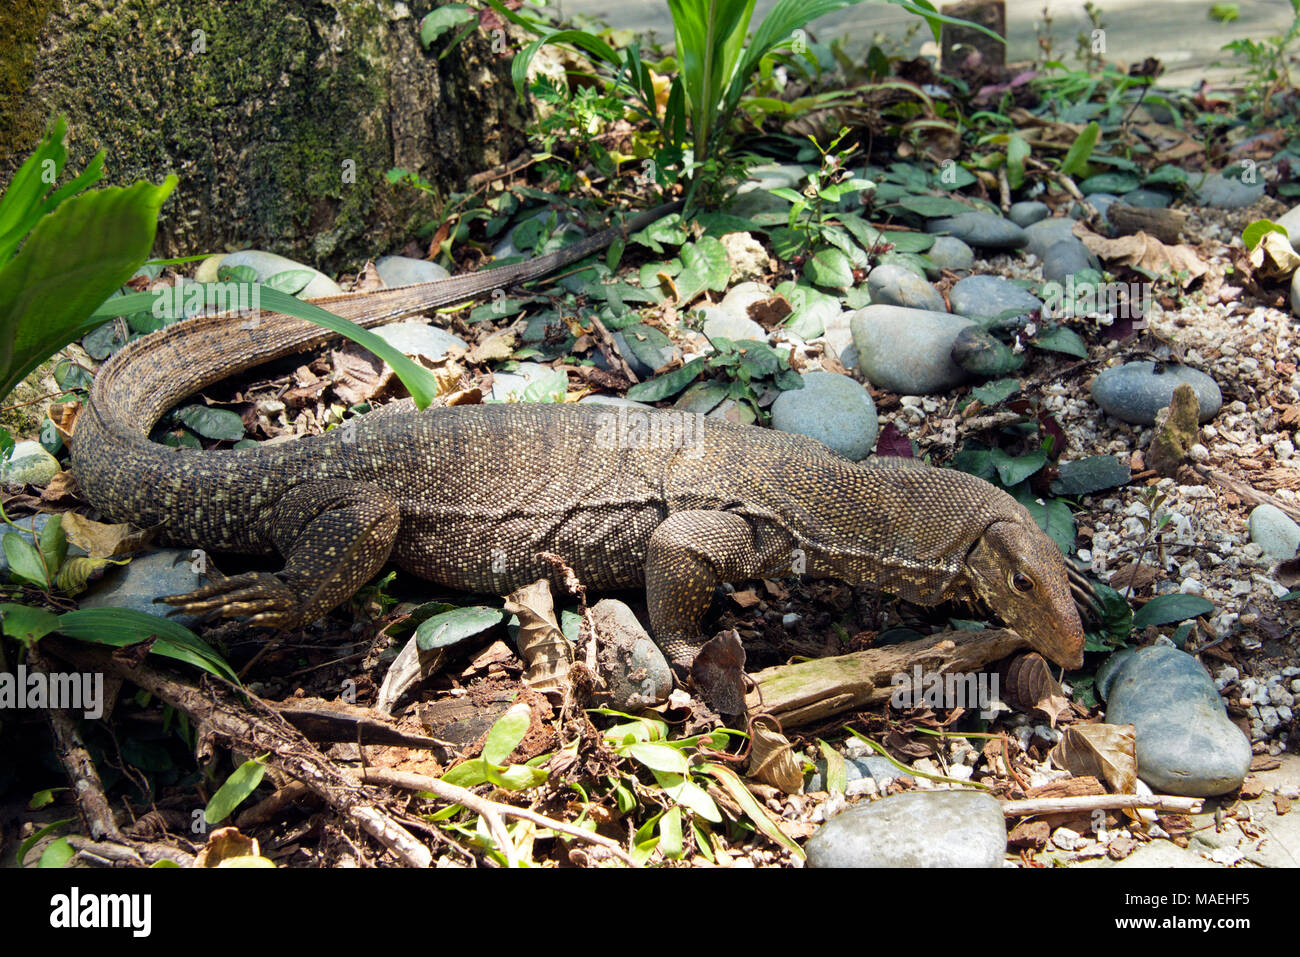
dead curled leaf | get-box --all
[1049,722,1138,795]
[1072,224,1209,286]
[1248,230,1300,280]
[745,718,803,794]
[998,652,1071,726]
[60,511,152,558]
[503,579,573,697]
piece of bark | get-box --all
[1107,203,1188,244]
[745,627,1029,727]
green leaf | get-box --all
[0,175,176,403]
[1006,136,1030,190]
[818,739,847,795]
[28,787,65,810]
[659,806,684,859]
[804,247,854,289]
[487,763,548,790]
[881,231,934,253]
[1060,122,1101,176]
[38,837,75,868]
[1242,219,1287,250]
[893,194,973,218]
[630,213,688,253]
[1015,493,1076,553]
[971,378,1020,406]
[626,357,706,401]
[1143,164,1188,187]
[680,237,731,292]
[990,448,1047,486]
[699,763,804,859]
[650,770,722,822]
[625,741,689,774]
[420,4,477,47]
[1131,594,1215,629]
[440,757,489,788]
[205,757,268,824]
[263,269,316,296]
[16,818,73,866]
[483,702,533,766]
[1033,325,1088,358]
[0,602,61,647]
[1051,455,1131,495]
[177,404,245,442]
[56,607,239,683]
[38,517,67,579]
[3,532,48,588]
[768,226,806,260]
[414,605,505,652]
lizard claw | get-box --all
[157,571,302,629]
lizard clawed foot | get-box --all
[157,571,302,629]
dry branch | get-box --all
[745,627,1030,727]
[1001,793,1204,816]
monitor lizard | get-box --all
[71,201,1089,674]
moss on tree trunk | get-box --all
[0,0,529,274]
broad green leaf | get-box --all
[971,378,1020,406]
[487,763,549,790]
[1033,325,1088,358]
[38,517,67,580]
[804,247,854,289]
[1131,594,1215,629]
[629,213,688,253]
[626,357,706,401]
[1006,136,1030,190]
[205,757,268,824]
[990,448,1047,486]
[415,605,505,652]
[659,806,684,859]
[440,757,489,788]
[1015,493,1076,553]
[16,818,73,866]
[1051,455,1131,495]
[483,702,533,766]
[263,269,316,296]
[38,837,74,869]
[177,404,245,442]
[0,176,176,402]
[0,602,61,647]
[420,4,477,47]
[680,237,731,291]
[893,194,973,218]
[818,739,847,795]
[881,231,934,253]
[3,532,48,588]
[625,741,689,774]
[1243,219,1287,249]
[650,769,722,822]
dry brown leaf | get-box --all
[1049,722,1138,794]
[354,261,385,293]
[745,719,803,794]
[503,579,573,696]
[729,588,761,608]
[1248,230,1300,280]
[468,330,517,364]
[60,511,152,558]
[39,471,79,503]
[1108,562,1160,593]
[1072,225,1209,286]
[1000,652,1071,726]
[194,827,272,868]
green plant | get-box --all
[768,127,873,255]
[1220,0,1300,121]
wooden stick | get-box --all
[1001,793,1203,816]
[745,628,1030,727]
[362,767,639,868]
[1194,465,1300,523]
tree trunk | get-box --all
[0,0,530,273]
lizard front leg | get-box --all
[160,480,400,628]
[645,510,773,673]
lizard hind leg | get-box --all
[159,480,401,629]
[645,510,769,673]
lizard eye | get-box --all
[1012,572,1035,592]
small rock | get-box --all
[1024,217,1080,259]
[927,211,1027,249]
[720,232,771,283]
[1090,362,1222,425]
[1193,171,1266,209]
[1101,645,1253,797]
[1248,504,1300,562]
[1008,201,1050,227]
[1042,239,1096,284]
[1070,193,1118,224]
[849,305,975,394]
[770,371,878,461]
[78,549,208,627]
[1120,188,1172,209]
[370,321,467,361]
[1146,383,1201,476]
[866,264,947,312]
[948,275,1043,328]
[1,441,61,486]
[805,754,899,792]
[1291,270,1300,318]
[489,361,558,401]
[719,281,774,319]
[374,256,450,287]
[591,599,672,709]
[214,250,341,298]
[702,307,766,342]
[804,791,1007,867]
[926,236,974,273]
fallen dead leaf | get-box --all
[60,512,152,558]
[1049,722,1138,794]
[1073,224,1209,286]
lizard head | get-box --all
[962,515,1085,670]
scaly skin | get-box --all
[71,204,1086,672]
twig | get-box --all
[1001,793,1203,816]
[1194,465,1300,523]
[362,767,639,867]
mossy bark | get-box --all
[0,0,529,274]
